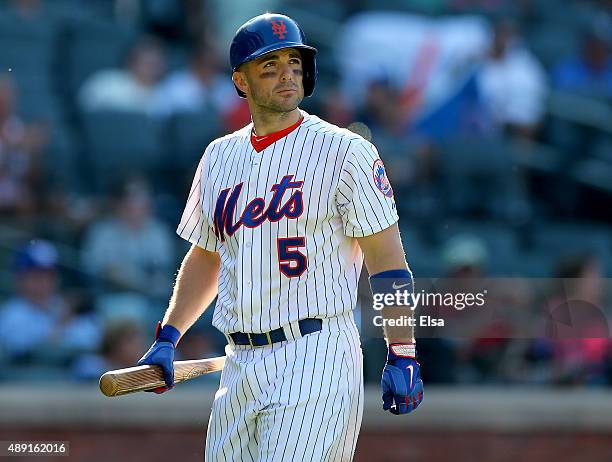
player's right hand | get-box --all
[138,321,181,394]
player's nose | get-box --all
[279,62,294,82]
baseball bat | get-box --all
[99,356,226,397]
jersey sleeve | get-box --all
[335,140,399,237]
[176,151,220,252]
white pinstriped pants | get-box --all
[204,313,364,462]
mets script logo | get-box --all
[271,20,287,39]
[214,175,303,242]
[372,159,393,198]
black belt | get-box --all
[229,318,322,346]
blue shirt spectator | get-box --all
[553,29,612,96]
[0,240,101,361]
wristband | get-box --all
[388,343,416,358]
[154,321,181,347]
[369,268,414,304]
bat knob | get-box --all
[99,372,118,397]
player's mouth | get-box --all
[276,87,297,95]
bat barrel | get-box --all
[99,357,226,397]
[99,365,166,397]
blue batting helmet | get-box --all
[230,13,317,98]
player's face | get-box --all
[238,48,304,113]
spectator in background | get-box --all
[477,20,548,139]
[416,235,492,384]
[0,240,101,364]
[442,234,489,278]
[78,35,166,114]
[71,320,145,381]
[354,78,422,191]
[153,37,246,129]
[178,325,225,361]
[0,75,50,217]
[544,253,610,385]
[81,176,174,322]
[553,25,612,96]
[357,78,404,137]
[0,240,64,362]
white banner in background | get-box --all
[336,12,491,118]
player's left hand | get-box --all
[381,343,424,415]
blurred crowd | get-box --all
[1,0,612,385]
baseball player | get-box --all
[137,13,423,461]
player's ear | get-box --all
[232,71,249,95]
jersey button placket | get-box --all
[244,151,261,292]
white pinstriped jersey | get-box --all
[176,111,398,334]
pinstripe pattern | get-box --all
[176,111,395,461]
[204,313,363,462]
[176,111,399,334]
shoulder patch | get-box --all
[372,158,393,198]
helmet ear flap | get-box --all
[300,49,317,97]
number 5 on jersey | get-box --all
[277,237,307,277]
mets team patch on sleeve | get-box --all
[372,159,393,198]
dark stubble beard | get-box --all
[251,84,304,115]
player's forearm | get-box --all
[382,306,415,344]
[162,245,220,336]
[357,225,415,345]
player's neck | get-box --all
[251,108,302,136]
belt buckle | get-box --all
[247,331,273,347]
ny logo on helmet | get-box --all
[271,20,287,39]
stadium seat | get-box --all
[80,111,163,192]
[531,222,612,275]
[526,24,580,69]
[590,137,612,163]
[533,222,611,254]
[0,10,56,119]
[529,0,593,29]
[545,117,585,160]
[438,137,530,222]
[44,122,80,193]
[17,81,59,121]
[572,159,612,194]
[0,10,54,72]
[504,251,554,277]
[60,17,135,102]
[167,110,222,169]
[0,39,52,75]
[0,8,55,41]
[399,224,443,277]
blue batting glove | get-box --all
[381,343,424,415]
[138,321,181,394]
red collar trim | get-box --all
[250,116,304,153]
